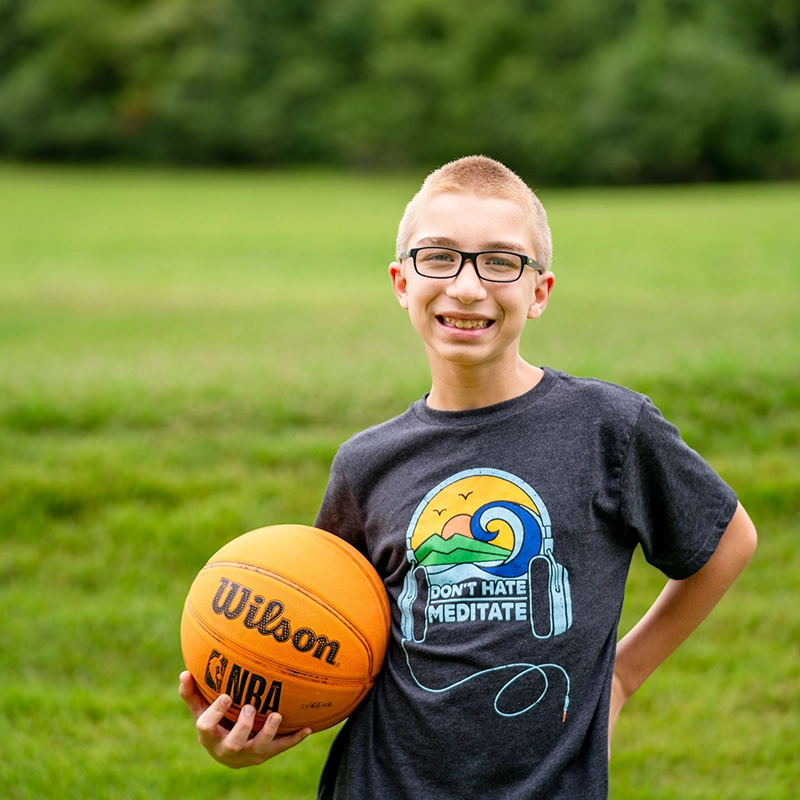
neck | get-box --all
[426,355,544,411]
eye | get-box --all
[420,249,457,263]
[484,254,517,269]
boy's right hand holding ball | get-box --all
[179,671,311,768]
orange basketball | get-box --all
[181,524,390,735]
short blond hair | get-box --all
[396,155,552,268]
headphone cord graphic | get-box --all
[400,638,571,723]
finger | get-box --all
[218,704,258,753]
[270,727,313,756]
[247,711,283,755]
[196,694,234,746]
[256,715,313,757]
[179,672,211,721]
[178,670,194,698]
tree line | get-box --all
[1,0,798,183]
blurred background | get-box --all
[1,0,799,183]
[1,2,798,799]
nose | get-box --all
[446,258,488,304]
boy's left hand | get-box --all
[606,502,757,763]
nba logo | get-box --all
[204,649,229,692]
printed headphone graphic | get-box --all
[397,467,573,722]
[399,467,572,643]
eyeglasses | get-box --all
[399,247,542,283]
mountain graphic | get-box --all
[415,533,511,567]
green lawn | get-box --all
[0,166,797,799]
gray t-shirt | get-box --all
[314,368,737,799]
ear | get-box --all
[528,270,555,320]
[389,262,409,310]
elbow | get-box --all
[730,501,758,572]
[739,501,758,553]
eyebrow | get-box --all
[415,236,529,253]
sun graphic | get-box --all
[410,472,541,553]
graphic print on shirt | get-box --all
[398,467,573,721]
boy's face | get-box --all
[389,192,554,372]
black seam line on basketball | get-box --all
[203,560,388,673]
[184,600,370,687]
[293,527,385,598]
[207,547,387,617]
[204,558,388,620]
[185,599,362,684]
[232,690,369,731]
[187,602,339,684]
[215,527,386,598]
[208,688,370,732]
[189,582,376,682]
[201,563,376,676]
[308,691,370,727]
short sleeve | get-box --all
[619,397,738,579]
[314,451,371,560]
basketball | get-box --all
[181,524,390,735]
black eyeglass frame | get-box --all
[399,247,543,283]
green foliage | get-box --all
[583,7,783,181]
[0,0,799,181]
[0,167,798,798]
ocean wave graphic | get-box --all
[470,501,543,578]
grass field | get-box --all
[0,165,798,799]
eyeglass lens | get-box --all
[413,247,524,282]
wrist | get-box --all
[612,638,648,702]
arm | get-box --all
[608,501,757,757]
[179,671,311,768]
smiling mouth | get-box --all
[438,315,493,330]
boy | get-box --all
[180,156,757,797]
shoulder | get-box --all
[338,402,420,450]
[545,369,648,425]
[332,401,427,474]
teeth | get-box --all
[442,316,490,329]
